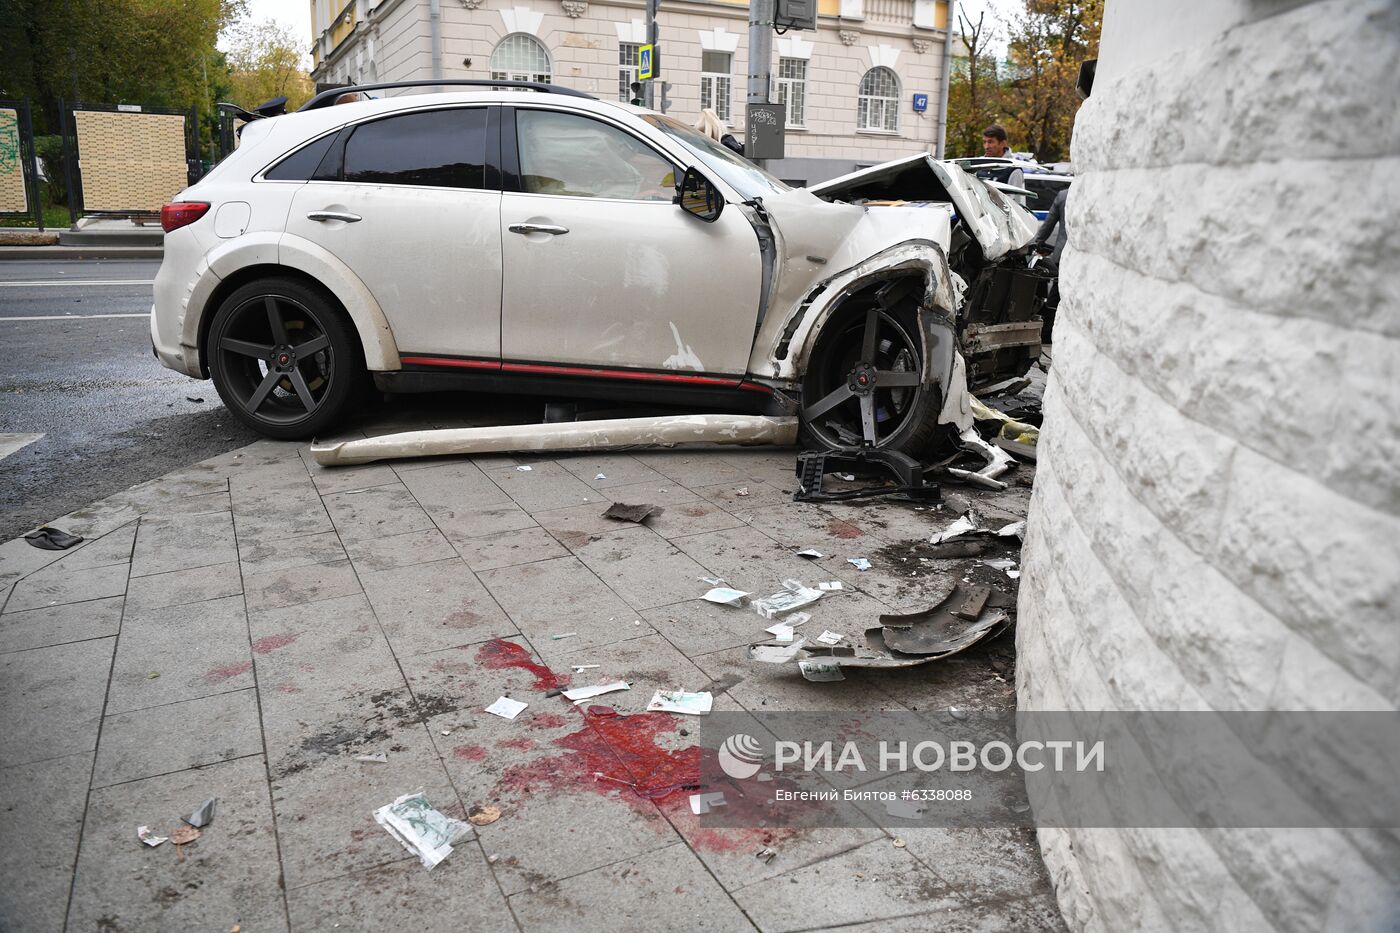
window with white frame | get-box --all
[699,51,733,123]
[490,34,551,83]
[618,43,641,102]
[775,57,807,128]
[857,66,900,132]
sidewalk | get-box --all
[0,414,1062,932]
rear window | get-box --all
[343,108,489,189]
[1023,178,1068,213]
[264,132,336,181]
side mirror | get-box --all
[676,166,723,223]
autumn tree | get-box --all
[945,9,1005,158]
[998,0,1102,163]
[221,17,313,112]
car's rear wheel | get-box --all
[799,298,944,460]
[207,278,362,440]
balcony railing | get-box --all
[864,0,913,25]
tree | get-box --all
[221,18,313,112]
[945,9,1004,158]
[999,0,1102,163]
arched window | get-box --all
[857,66,900,132]
[490,34,552,83]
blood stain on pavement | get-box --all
[252,633,297,654]
[475,639,569,691]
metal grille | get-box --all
[490,34,552,83]
[700,51,732,123]
[776,58,807,128]
[858,66,900,132]
[618,43,640,102]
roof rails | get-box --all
[298,79,596,112]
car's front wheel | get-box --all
[207,277,363,440]
[798,298,945,460]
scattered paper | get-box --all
[562,681,630,701]
[689,792,727,815]
[796,549,823,559]
[515,465,533,472]
[735,486,750,497]
[818,581,844,591]
[485,696,529,720]
[752,579,822,619]
[798,659,846,682]
[356,753,388,764]
[467,805,502,826]
[648,690,713,715]
[847,558,872,571]
[997,521,1026,538]
[765,612,811,643]
[602,502,659,523]
[749,641,807,664]
[374,791,471,870]
[931,514,979,544]
[699,576,726,586]
[1008,569,1021,579]
[703,587,749,607]
[184,797,217,828]
[816,630,844,645]
[137,825,167,847]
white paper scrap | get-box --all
[689,791,728,815]
[485,696,529,720]
[798,659,846,682]
[751,580,822,619]
[355,753,389,764]
[818,581,844,591]
[515,465,533,472]
[595,473,607,480]
[931,514,979,545]
[703,587,750,607]
[373,791,471,870]
[137,825,167,847]
[796,549,823,559]
[647,690,713,715]
[847,558,872,571]
[816,630,844,645]
[562,681,631,701]
[748,640,806,664]
[997,521,1026,538]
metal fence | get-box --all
[0,99,46,230]
[57,100,201,225]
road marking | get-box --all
[0,280,155,287]
[0,313,149,321]
[0,434,44,462]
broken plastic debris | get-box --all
[571,664,600,673]
[689,792,727,815]
[485,696,529,720]
[595,473,607,480]
[184,798,217,828]
[796,549,823,559]
[818,581,844,591]
[893,837,906,848]
[602,502,659,523]
[997,520,1026,538]
[752,580,823,619]
[765,612,810,643]
[748,641,807,664]
[699,576,726,586]
[550,632,578,640]
[931,514,980,545]
[562,681,630,701]
[467,804,502,826]
[798,659,846,682]
[170,823,200,860]
[515,465,533,472]
[356,753,389,764]
[948,706,969,721]
[647,690,713,715]
[703,587,750,607]
[137,825,167,847]
[755,846,778,863]
[23,526,83,550]
[816,631,844,646]
[847,558,872,571]
[373,791,471,870]
[735,486,750,497]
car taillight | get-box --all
[160,201,210,232]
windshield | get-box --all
[643,114,790,200]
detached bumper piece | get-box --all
[793,447,941,504]
[310,414,799,466]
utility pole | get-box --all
[747,0,775,168]
[934,0,956,158]
[644,0,660,108]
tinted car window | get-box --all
[517,110,675,201]
[1023,178,1068,213]
[343,108,488,189]
[265,132,336,181]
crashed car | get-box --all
[151,81,1044,460]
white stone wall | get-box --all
[1017,0,1400,930]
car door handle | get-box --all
[306,210,362,223]
[508,223,569,236]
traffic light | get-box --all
[660,82,673,114]
[629,81,644,107]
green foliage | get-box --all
[33,134,65,205]
[222,18,313,112]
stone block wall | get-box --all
[1017,0,1400,930]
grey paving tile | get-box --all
[531,501,631,547]
[4,560,128,613]
[641,599,775,658]
[433,503,541,543]
[689,645,912,715]
[553,452,671,489]
[238,529,348,575]
[0,594,123,654]
[68,755,288,933]
[106,594,253,715]
[0,536,67,593]
[249,593,404,700]
[58,520,138,570]
[643,498,750,540]
[0,752,92,933]
[304,459,400,495]
[93,688,261,787]
[806,896,1066,932]
[508,843,749,932]
[483,460,603,512]
[742,502,882,557]
[869,826,1056,907]
[451,526,569,572]
[629,450,753,488]
[400,635,570,730]
[131,511,238,577]
[344,527,458,572]
[360,557,517,657]
[398,459,515,511]
[692,479,797,512]
[719,449,807,487]
[260,683,419,781]
[477,557,654,661]
[549,632,714,716]
[122,488,233,518]
[286,846,515,932]
[564,526,713,611]
[592,478,703,507]
[731,836,964,932]
[125,560,242,612]
[324,483,436,541]
[670,525,849,597]
[0,636,113,765]
[244,558,362,612]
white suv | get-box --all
[152,81,1044,458]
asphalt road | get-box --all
[0,258,261,541]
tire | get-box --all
[206,277,365,440]
[798,295,946,460]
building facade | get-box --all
[309,0,952,185]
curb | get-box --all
[0,246,163,261]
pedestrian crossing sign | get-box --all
[639,44,656,81]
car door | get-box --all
[499,106,762,377]
[284,105,503,363]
